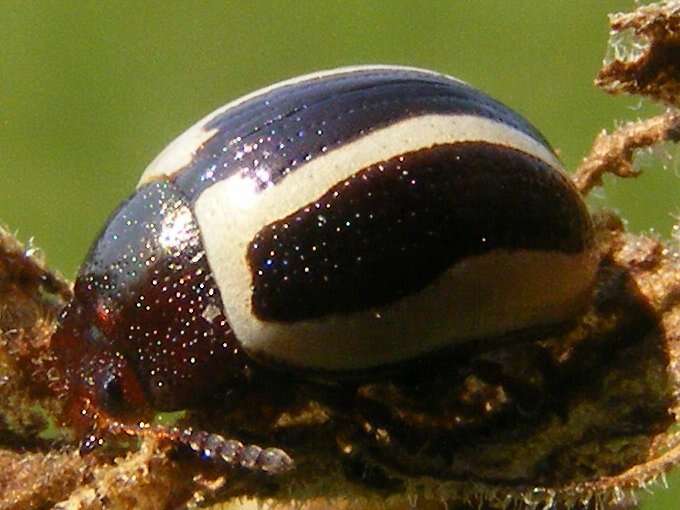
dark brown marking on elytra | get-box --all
[247,142,593,322]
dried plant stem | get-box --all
[573,110,680,195]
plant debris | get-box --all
[597,1,680,106]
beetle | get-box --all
[49,65,598,470]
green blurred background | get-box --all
[0,2,678,508]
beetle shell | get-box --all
[52,65,597,414]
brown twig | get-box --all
[573,110,680,195]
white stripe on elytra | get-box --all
[139,65,466,186]
[193,112,570,369]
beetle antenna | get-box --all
[109,422,294,475]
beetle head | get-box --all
[50,295,150,434]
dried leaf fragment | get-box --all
[597,1,680,106]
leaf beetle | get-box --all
[50,65,598,471]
